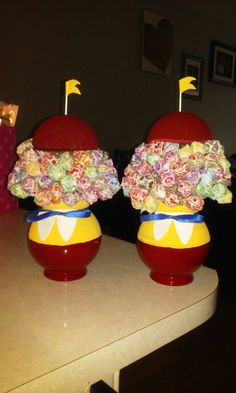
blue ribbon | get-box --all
[26,208,91,223]
[140,213,204,223]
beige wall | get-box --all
[2,0,236,155]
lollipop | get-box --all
[8,79,120,281]
[122,77,232,286]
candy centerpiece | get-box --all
[8,83,120,281]
[122,80,232,286]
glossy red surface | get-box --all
[137,240,210,286]
[147,112,212,143]
[28,236,102,281]
[33,114,99,151]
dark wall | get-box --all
[2,0,236,155]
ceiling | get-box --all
[179,0,236,25]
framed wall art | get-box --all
[181,52,204,100]
[141,10,173,75]
[209,40,236,86]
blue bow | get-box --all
[26,208,91,223]
[140,213,204,223]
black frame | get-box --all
[209,40,236,86]
[181,52,204,100]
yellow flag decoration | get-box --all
[64,79,81,115]
[65,79,81,96]
[178,76,197,112]
[179,76,196,94]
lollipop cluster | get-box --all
[122,139,232,212]
[8,138,120,207]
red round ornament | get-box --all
[33,114,99,151]
[147,111,212,143]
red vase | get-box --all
[136,203,210,286]
[27,201,101,281]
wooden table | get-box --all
[0,209,218,392]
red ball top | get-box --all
[147,112,212,143]
[33,114,99,151]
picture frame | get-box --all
[181,52,204,100]
[209,40,236,86]
[141,9,173,75]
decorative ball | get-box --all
[147,111,212,143]
[33,114,99,151]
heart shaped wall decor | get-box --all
[143,18,173,74]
